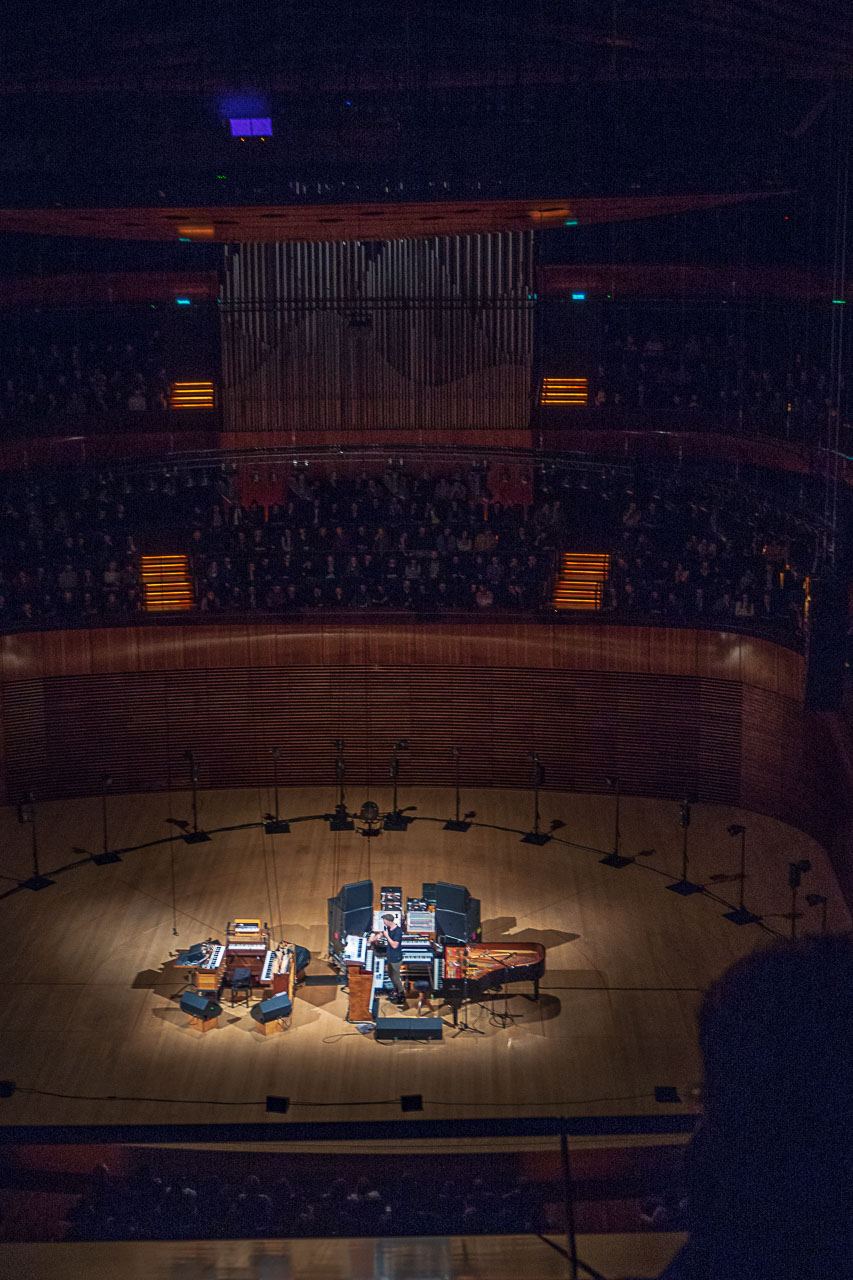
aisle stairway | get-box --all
[552,552,610,611]
[140,554,194,613]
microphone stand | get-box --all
[452,942,485,1037]
[490,951,521,1027]
[445,746,471,831]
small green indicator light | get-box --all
[832,298,846,305]
[176,298,191,306]
[564,219,578,226]
[217,174,227,180]
[571,292,586,301]
[178,236,191,242]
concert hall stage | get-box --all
[0,785,845,1129]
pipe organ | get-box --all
[220,232,535,436]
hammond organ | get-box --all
[224,919,272,988]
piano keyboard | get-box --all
[200,945,225,971]
[259,949,277,984]
[227,942,266,953]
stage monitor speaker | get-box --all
[468,897,481,938]
[327,897,345,956]
[374,1017,443,1042]
[422,882,438,904]
[179,990,221,1020]
[435,907,469,942]
[251,992,293,1025]
[435,881,469,914]
[341,880,373,913]
[343,905,372,936]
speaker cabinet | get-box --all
[435,907,469,942]
[435,881,469,913]
[374,1017,443,1042]
[251,992,293,1024]
[179,990,221,1022]
[341,880,373,912]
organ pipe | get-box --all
[220,232,535,435]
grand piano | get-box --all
[440,942,546,1025]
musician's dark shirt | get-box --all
[385,923,403,964]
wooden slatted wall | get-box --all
[0,621,832,844]
[4,663,740,805]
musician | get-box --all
[372,912,406,1004]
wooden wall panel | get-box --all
[0,620,824,843]
[0,622,805,690]
[0,663,740,807]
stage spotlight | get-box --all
[654,1086,682,1104]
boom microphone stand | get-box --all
[601,775,633,868]
[183,750,210,843]
[264,746,290,834]
[490,950,522,1027]
[722,823,760,925]
[330,739,354,831]
[667,797,702,895]
[444,745,471,831]
[522,752,551,845]
[92,773,122,864]
[384,739,411,830]
[451,944,485,1038]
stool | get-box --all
[230,966,253,1007]
[411,979,432,1015]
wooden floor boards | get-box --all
[0,785,844,1128]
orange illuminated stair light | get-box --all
[169,381,215,410]
[140,555,195,613]
[552,552,610,611]
[541,377,588,406]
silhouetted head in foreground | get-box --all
[663,934,853,1280]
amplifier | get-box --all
[374,1017,443,1042]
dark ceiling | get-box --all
[3,1,852,91]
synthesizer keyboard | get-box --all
[200,945,225,971]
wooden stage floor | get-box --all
[0,785,846,1129]
[0,1233,688,1280]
